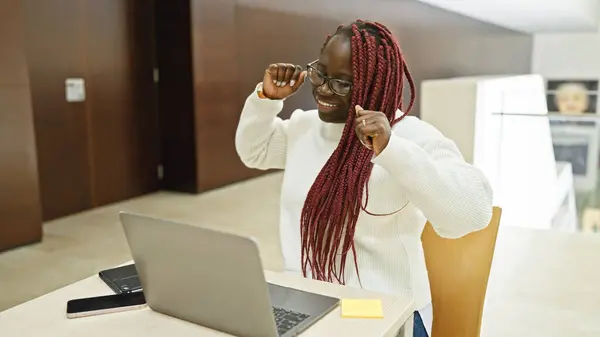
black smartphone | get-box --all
[66,291,147,318]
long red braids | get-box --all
[300,20,416,284]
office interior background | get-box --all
[2,0,600,335]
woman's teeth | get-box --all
[318,100,337,108]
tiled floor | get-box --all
[0,172,285,312]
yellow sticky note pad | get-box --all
[340,299,384,319]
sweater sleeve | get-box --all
[371,118,493,239]
[235,85,289,170]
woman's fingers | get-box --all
[290,65,302,87]
[262,63,306,99]
[354,107,391,151]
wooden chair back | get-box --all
[421,207,502,337]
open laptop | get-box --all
[119,212,339,337]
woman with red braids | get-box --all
[235,20,492,337]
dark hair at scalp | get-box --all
[300,20,416,284]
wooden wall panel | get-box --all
[86,0,160,206]
[22,0,92,220]
[0,1,29,85]
[190,0,245,191]
[0,0,42,251]
[23,0,160,220]
[0,87,42,251]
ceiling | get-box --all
[237,0,530,34]
[237,0,600,34]
[416,0,600,33]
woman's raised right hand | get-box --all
[262,63,307,100]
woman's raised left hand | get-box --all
[354,105,392,155]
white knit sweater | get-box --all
[235,86,493,319]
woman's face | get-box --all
[311,34,353,124]
[555,83,589,114]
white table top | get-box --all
[481,226,600,337]
[0,268,414,337]
[2,226,599,337]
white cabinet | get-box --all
[421,75,578,231]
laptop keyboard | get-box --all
[272,306,310,336]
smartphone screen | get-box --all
[66,292,146,318]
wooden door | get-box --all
[85,0,161,206]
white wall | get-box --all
[533,26,600,78]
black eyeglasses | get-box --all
[306,60,353,97]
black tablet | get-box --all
[98,263,142,294]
